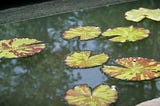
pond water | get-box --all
[0,0,160,106]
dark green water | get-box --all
[0,0,160,106]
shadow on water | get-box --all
[0,0,160,106]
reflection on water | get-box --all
[0,0,160,106]
[72,67,107,88]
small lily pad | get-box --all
[65,51,109,68]
[0,38,45,58]
[63,26,101,40]
[65,84,118,106]
[101,57,160,81]
[102,26,149,42]
[125,8,160,22]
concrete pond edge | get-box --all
[0,0,137,24]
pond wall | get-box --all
[0,0,137,24]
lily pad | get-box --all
[63,26,101,40]
[65,84,118,106]
[102,26,149,42]
[65,51,109,68]
[125,8,160,22]
[101,57,160,81]
[0,38,45,58]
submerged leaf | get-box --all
[65,84,118,106]
[102,26,149,42]
[125,8,160,22]
[63,26,101,40]
[0,38,45,58]
[101,57,160,81]
[65,51,109,68]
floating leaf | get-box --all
[63,26,101,40]
[125,8,160,22]
[0,38,45,58]
[65,51,109,68]
[65,84,118,106]
[101,57,160,81]
[102,26,149,42]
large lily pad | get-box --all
[125,8,160,22]
[63,26,101,40]
[65,51,109,68]
[101,57,160,81]
[0,38,45,58]
[65,84,118,106]
[102,26,149,42]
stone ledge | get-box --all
[136,98,160,106]
[0,0,137,24]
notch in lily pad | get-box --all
[65,51,109,68]
[125,8,160,22]
[0,38,45,58]
[102,26,149,42]
[101,57,160,81]
[65,84,118,106]
[63,26,101,40]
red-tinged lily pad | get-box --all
[65,51,109,68]
[125,8,160,22]
[101,57,160,81]
[102,26,149,42]
[63,26,101,40]
[65,84,118,106]
[0,38,45,58]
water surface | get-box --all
[0,0,160,106]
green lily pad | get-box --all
[125,8,160,22]
[63,26,101,40]
[101,57,160,81]
[65,84,118,106]
[65,51,109,68]
[102,26,149,42]
[0,38,45,58]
